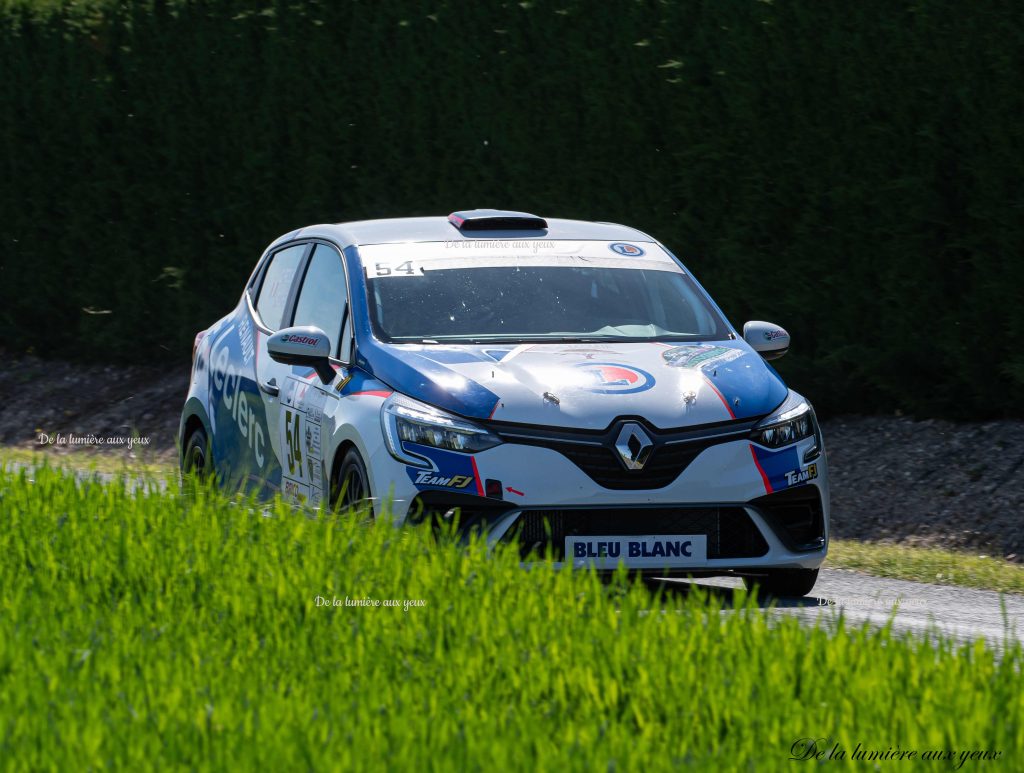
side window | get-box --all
[255,244,306,330]
[292,244,349,358]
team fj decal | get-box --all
[405,443,481,494]
[763,328,788,341]
[608,242,646,257]
[574,362,655,394]
[413,472,475,488]
[663,344,743,370]
[785,463,818,487]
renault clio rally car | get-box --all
[180,210,829,596]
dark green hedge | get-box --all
[2,0,1023,418]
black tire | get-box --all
[743,568,819,598]
[182,426,213,481]
[331,447,372,513]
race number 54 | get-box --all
[372,260,415,277]
[285,409,303,477]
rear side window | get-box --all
[292,244,348,357]
[255,244,305,330]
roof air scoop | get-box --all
[448,209,548,231]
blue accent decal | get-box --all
[751,445,800,491]
[704,350,788,419]
[336,369,392,397]
[658,341,787,420]
[404,443,480,493]
[482,349,513,362]
[574,362,655,395]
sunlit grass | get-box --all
[1,465,1022,770]
[829,539,1024,596]
[0,446,176,477]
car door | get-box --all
[229,241,308,497]
[256,241,350,507]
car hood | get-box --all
[360,340,788,429]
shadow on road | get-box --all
[638,576,826,609]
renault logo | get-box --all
[614,423,654,470]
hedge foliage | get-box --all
[2,0,1022,417]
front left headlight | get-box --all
[750,390,822,461]
[381,393,502,468]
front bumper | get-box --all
[500,483,826,573]
[374,428,829,573]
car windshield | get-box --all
[366,264,729,344]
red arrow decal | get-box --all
[506,486,524,497]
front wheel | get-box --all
[331,447,373,514]
[743,568,819,598]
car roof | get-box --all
[268,216,655,252]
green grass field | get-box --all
[6,447,1024,597]
[1,465,1022,770]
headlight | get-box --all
[381,393,502,467]
[750,390,822,460]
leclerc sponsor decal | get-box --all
[209,324,266,469]
[608,242,646,257]
[574,362,655,394]
[205,312,282,497]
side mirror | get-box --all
[743,321,790,361]
[267,326,335,383]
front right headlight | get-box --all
[750,390,821,461]
[381,393,502,468]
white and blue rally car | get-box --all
[180,210,828,595]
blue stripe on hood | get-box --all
[355,343,500,419]
[660,342,789,419]
[703,353,788,419]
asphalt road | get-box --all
[673,569,1024,652]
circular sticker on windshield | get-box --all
[575,362,655,394]
[609,242,646,257]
